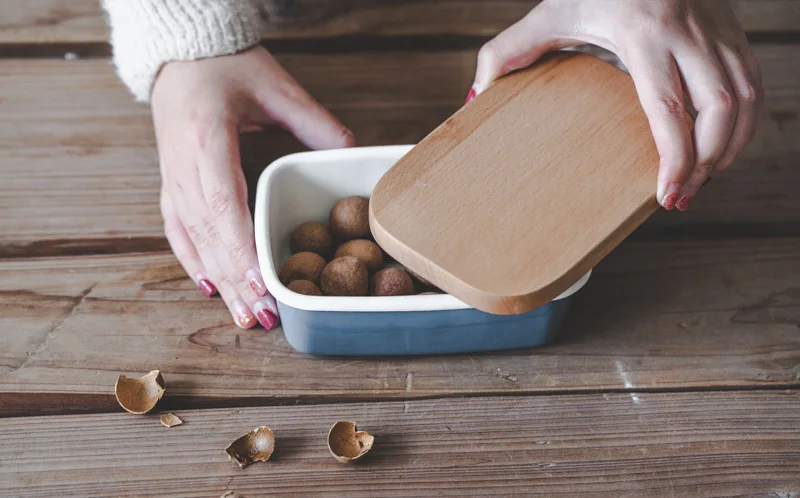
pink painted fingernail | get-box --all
[257,309,277,330]
[659,183,680,211]
[676,194,693,212]
[465,88,477,104]
[246,268,268,297]
[231,299,257,329]
[197,277,217,297]
[254,299,279,331]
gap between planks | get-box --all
[3,385,799,419]
[3,31,800,59]
[3,223,800,261]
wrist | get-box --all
[103,0,264,102]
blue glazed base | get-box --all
[277,297,572,356]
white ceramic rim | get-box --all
[254,145,592,313]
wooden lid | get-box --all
[369,52,662,315]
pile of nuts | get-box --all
[279,196,441,297]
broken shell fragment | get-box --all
[114,370,166,414]
[327,421,374,463]
[226,426,275,468]
[160,413,183,427]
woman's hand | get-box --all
[468,0,763,211]
[151,46,355,329]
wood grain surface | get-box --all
[0,0,797,46]
[1,392,798,496]
[2,238,798,413]
[371,53,662,314]
[2,1,799,496]
[1,45,798,258]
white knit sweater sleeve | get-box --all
[102,0,264,102]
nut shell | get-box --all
[327,421,374,463]
[160,413,183,427]
[370,267,415,297]
[287,279,323,296]
[334,239,384,273]
[329,196,370,240]
[225,426,275,468]
[321,257,369,296]
[279,252,326,285]
[290,221,334,257]
[114,370,166,415]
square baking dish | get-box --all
[254,145,591,356]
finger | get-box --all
[254,55,355,151]
[161,189,217,297]
[712,43,763,173]
[168,160,259,330]
[471,5,568,97]
[624,48,694,210]
[196,120,279,330]
[673,46,738,210]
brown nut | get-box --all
[329,196,370,240]
[160,413,183,427]
[370,267,415,296]
[114,370,166,415]
[225,426,275,469]
[327,421,374,463]
[334,239,384,273]
[279,252,326,285]
[290,221,335,257]
[287,279,323,296]
[321,257,369,296]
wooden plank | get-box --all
[1,392,798,496]
[0,44,798,255]
[1,238,798,411]
[0,1,798,46]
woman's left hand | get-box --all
[468,0,763,211]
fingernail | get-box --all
[676,194,693,212]
[254,299,279,331]
[246,268,268,297]
[257,309,277,330]
[231,299,256,329]
[197,277,217,297]
[465,88,477,104]
[659,183,680,211]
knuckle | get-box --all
[738,81,764,107]
[652,93,686,118]
[713,87,737,114]
[228,240,253,266]
[209,190,234,217]
[186,224,206,247]
[202,218,221,244]
[696,161,715,177]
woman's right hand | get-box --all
[151,46,355,330]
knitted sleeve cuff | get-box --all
[102,0,264,102]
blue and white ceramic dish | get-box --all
[254,145,591,356]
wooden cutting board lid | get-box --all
[369,52,663,315]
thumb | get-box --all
[470,4,574,98]
[259,73,356,151]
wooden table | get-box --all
[1,1,799,496]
